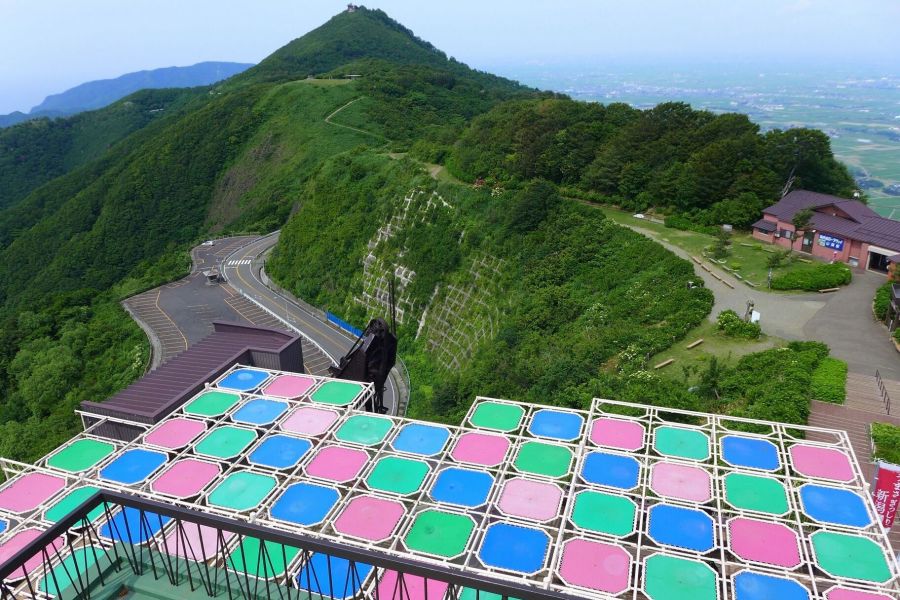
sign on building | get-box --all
[818,233,845,251]
[873,461,900,529]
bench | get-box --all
[654,358,675,369]
[686,339,704,349]
[818,287,840,293]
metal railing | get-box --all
[876,369,892,415]
[0,491,572,600]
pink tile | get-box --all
[0,473,66,513]
[305,446,368,482]
[145,418,206,449]
[826,588,893,600]
[163,523,234,560]
[334,496,405,541]
[650,462,712,503]
[498,478,562,522]
[590,418,645,451]
[281,407,339,436]
[0,528,64,578]
[378,570,449,600]
[559,538,631,594]
[264,375,317,398]
[729,517,801,567]
[451,432,509,466]
[152,459,220,498]
[789,444,854,482]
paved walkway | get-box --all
[624,223,827,339]
[804,270,900,380]
[621,222,899,376]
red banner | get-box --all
[873,462,900,530]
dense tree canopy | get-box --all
[446,99,856,224]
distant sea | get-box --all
[490,62,900,217]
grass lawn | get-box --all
[596,206,824,288]
[648,319,781,382]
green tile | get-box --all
[654,426,710,460]
[571,490,636,536]
[405,510,474,558]
[184,391,241,417]
[470,402,524,432]
[724,473,789,515]
[514,442,573,478]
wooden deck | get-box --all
[807,372,900,551]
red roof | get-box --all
[763,190,900,252]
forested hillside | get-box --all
[0,87,202,211]
[0,6,855,461]
[441,99,856,228]
[268,151,714,422]
[0,7,532,460]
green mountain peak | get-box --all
[235,6,455,84]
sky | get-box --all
[1,0,899,114]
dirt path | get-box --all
[324,97,386,139]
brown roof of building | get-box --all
[81,321,299,424]
[763,190,900,253]
[809,212,861,239]
[854,218,900,251]
[752,219,776,233]
[763,190,879,223]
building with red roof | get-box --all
[752,190,900,272]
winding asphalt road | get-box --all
[222,233,400,414]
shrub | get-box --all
[766,249,791,269]
[716,309,761,339]
[719,346,822,425]
[893,327,900,343]
[663,214,718,236]
[874,281,892,321]
[786,341,830,361]
[872,422,900,465]
[810,357,847,404]
[770,262,851,291]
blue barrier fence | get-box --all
[326,311,364,337]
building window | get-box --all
[778,229,794,240]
